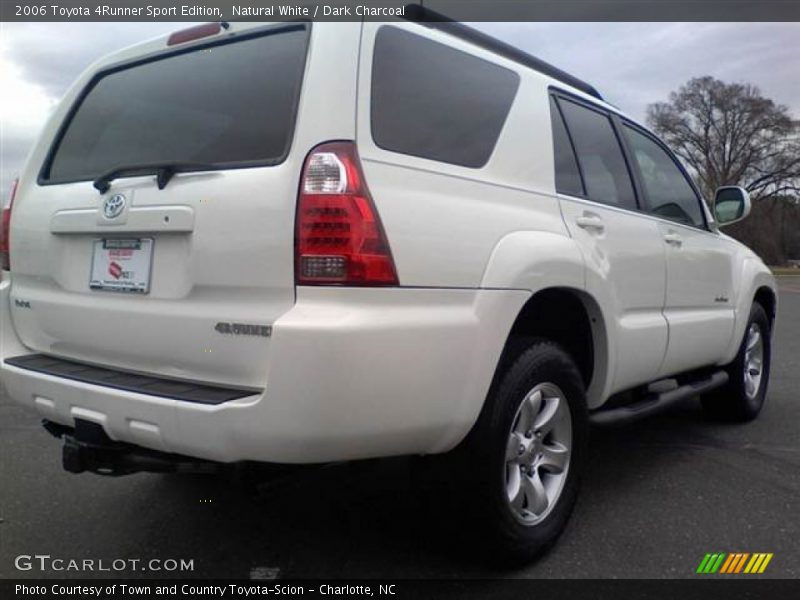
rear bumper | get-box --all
[1,279,527,463]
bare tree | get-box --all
[647,76,800,202]
[647,77,800,264]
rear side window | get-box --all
[623,125,705,228]
[371,26,520,168]
[44,25,309,184]
[549,97,584,197]
[557,98,637,210]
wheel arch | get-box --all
[444,231,613,453]
[496,287,610,408]
[754,285,777,328]
[452,285,610,455]
[479,230,614,409]
[721,258,778,365]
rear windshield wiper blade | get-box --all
[93,162,215,194]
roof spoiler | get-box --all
[402,4,604,101]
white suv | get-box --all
[0,19,777,560]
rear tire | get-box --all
[702,303,771,422]
[463,339,588,564]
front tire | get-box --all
[702,302,772,422]
[465,339,588,563]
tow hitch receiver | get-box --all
[44,419,219,476]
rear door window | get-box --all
[557,98,637,210]
[370,26,520,168]
[44,25,310,184]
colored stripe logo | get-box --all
[697,552,773,574]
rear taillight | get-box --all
[1,178,17,271]
[296,142,398,286]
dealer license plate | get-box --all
[89,238,154,294]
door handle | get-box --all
[663,232,683,247]
[575,215,605,233]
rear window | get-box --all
[371,26,520,168]
[43,25,309,184]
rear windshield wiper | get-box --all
[93,162,215,194]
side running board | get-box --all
[589,371,729,427]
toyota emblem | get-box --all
[103,194,126,219]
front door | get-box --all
[619,122,735,376]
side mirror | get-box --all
[714,186,751,226]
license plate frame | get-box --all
[89,238,154,294]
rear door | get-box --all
[8,23,358,389]
[551,94,669,393]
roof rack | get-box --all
[403,5,604,101]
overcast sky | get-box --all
[1,22,799,198]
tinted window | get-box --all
[549,97,584,196]
[46,26,309,183]
[371,26,520,168]
[558,99,636,209]
[624,125,705,227]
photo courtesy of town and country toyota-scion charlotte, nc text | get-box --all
[12,3,408,18]
[14,584,395,597]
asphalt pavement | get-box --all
[1,278,799,579]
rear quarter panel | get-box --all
[356,21,567,289]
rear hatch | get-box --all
[8,23,314,390]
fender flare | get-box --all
[480,230,613,408]
[721,258,778,365]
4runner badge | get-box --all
[214,322,272,337]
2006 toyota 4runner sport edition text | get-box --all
[0,19,778,561]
